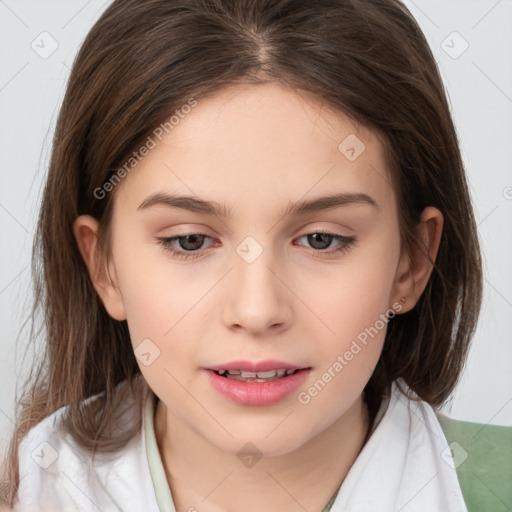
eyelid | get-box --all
[156,232,216,258]
[294,231,356,255]
[156,228,356,260]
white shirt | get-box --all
[14,377,467,512]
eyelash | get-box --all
[156,231,356,260]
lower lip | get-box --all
[205,369,311,406]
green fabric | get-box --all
[146,387,512,511]
[437,413,512,512]
[145,394,176,512]
[323,486,340,511]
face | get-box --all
[101,83,406,457]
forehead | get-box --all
[114,82,395,216]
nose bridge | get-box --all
[224,234,290,332]
[233,234,279,298]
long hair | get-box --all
[1,0,482,505]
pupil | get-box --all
[179,234,204,251]
[308,233,333,250]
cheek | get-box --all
[114,251,211,398]
[114,215,400,359]
[294,230,400,358]
[111,237,205,347]
[314,241,398,309]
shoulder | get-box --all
[386,378,451,452]
[437,412,512,512]
[357,379,468,509]
[15,377,159,512]
[327,379,469,511]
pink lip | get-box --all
[206,359,305,372]
[205,367,311,406]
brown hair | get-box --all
[1,0,482,505]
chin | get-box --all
[207,428,310,460]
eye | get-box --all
[295,232,356,256]
[157,231,356,260]
[157,233,215,260]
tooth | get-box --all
[240,371,258,378]
[222,368,301,381]
[256,370,277,378]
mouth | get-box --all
[211,368,307,383]
[205,364,312,405]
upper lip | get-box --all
[206,360,308,372]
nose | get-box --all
[222,241,292,335]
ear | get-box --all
[391,206,444,313]
[72,215,127,321]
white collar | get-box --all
[143,378,466,512]
[329,379,467,511]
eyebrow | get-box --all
[137,191,378,218]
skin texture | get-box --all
[74,83,443,512]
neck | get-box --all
[154,394,372,512]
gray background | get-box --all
[1,0,511,456]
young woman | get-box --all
[1,0,482,510]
